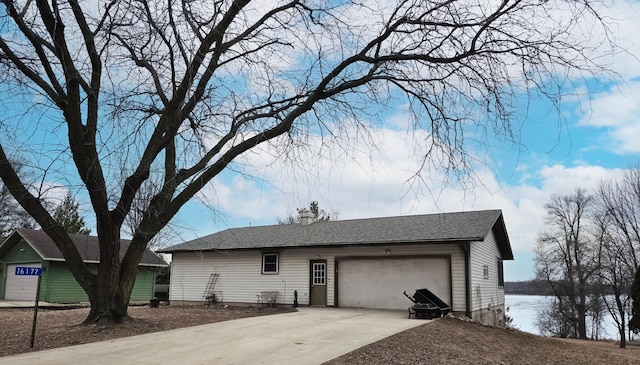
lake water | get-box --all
[505,295,623,340]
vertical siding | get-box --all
[469,230,505,312]
[169,244,468,312]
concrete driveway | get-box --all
[0,307,429,365]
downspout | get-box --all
[462,243,471,319]
[0,259,5,300]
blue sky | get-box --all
[161,2,640,282]
[3,1,640,282]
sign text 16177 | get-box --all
[15,267,42,276]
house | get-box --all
[160,209,514,326]
[0,229,167,303]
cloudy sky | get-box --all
[3,1,640,283]
[161,1,640,282]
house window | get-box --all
[262,253,279,274]
[497,258,504,287]
[483,265,489,279]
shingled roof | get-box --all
[161,209,513,260]
[0,229,167,267]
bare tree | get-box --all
[593,168,640,347]
[534,189,600,339]
[121,180,179,252]
[0,1,616,324]
[0,156,37,236]
[630,267,640,335]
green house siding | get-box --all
[43,263,157,303]
[44,262,90,303]
[3,239,41,263]
[1,237,160,302]
[0,239,42,300]
[130,268,157,301]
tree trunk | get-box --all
[85,284,129,324]
[577,292,587,339]
[617,296,627,348]
[83,224,127,324]
[82,230,153,324]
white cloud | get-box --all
[172,1,640,282]
[577,81,640,154]
[184,116,629,281]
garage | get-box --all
[5,263,41,301]
[337,256,451,310]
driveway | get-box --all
[0,307,429,365]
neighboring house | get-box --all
[160,209,514,326]
[0,229,167,303]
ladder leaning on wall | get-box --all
[203,273,219,304]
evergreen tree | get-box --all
[629,267,640,334]
[53,193,90,234]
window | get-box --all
[312,262,326,285]
[262,253,279,274]
[483,265,489,279]
[497,258,504,287]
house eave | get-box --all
[162,238,481,253]
[44,257,167,267]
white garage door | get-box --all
[5,263,41,301]
[337,257,450,310]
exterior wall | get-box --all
[469,229,506,326]
[43,263,157,303]
[2,239,41,262]
[130,268,158,301]
[1,238,158,302]
[471,303,507,327]
[0,239,42,300]
[169,243,468,312]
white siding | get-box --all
[169,243,467,312]
[469,230,505,311]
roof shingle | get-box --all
[0,229,167,266]
[160,209,513,260]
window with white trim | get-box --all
[262,253,279,274]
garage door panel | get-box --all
[338,257,450,310]
[5,263,41,301]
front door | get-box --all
[309,260,327,306]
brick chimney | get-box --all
[298,209,315,225]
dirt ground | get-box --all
[324,316,640,365]
[1,306,639,364]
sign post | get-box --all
[14,266,43,348]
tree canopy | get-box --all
[0,0,617,324]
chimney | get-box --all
[298,209,315,225]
